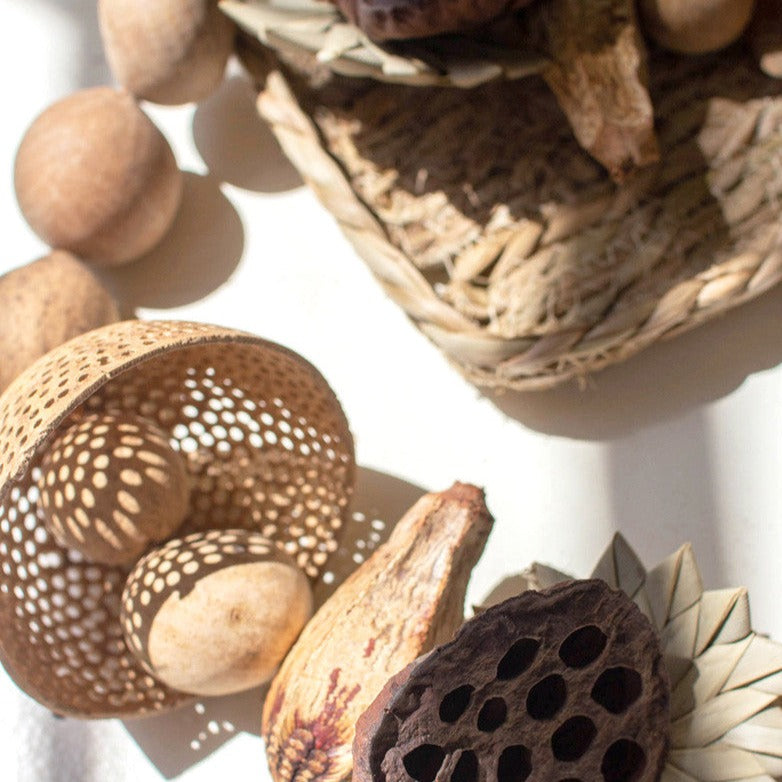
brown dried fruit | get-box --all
[330,0,535,41]
[354,580,670,782]
[262,483,494,782]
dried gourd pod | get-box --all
[354,579,670,782]
[99,0,236,105]
[263,483,494,782]
[121,529,312,696]
[0,319,354,717]
[0,250,120,393]
[38,411,190,566]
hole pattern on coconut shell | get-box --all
[0,321,354,717]
[354,580,669,782]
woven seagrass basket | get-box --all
[225,0,782,390]
[0,320,354,717]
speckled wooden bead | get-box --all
[38,411,191,565]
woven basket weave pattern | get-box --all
[0,320,354,717]
[251,48,782,389]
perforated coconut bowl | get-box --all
[241,44,782,390]
[0,320,354,718]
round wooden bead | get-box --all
[14,87,182,265]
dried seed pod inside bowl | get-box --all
[38,411,190,566]
[354,580,670,782]
[14,87,182,266]
[0,250,120,393]
[121,529,312,696]
[0,319,354,717]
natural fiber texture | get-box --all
[0,320,354,718]
[220,0,547,88]
[246,44,782,390]
[490,536,782,781]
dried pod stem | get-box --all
[262,483,494,782]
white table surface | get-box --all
[1,2,781,780]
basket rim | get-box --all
[220,0,549,88]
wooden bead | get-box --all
[638,0,756,54]
[98,0,235,106]
[38,411,190,565]
[0,251,120,393]
[14,87,182,266]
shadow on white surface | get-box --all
[192,74,303,193]
[489,283,782,440]
[99,172,245,310]
[121,466,425,779]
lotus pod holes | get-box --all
[353,580,669,782]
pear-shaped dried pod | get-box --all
[330,0,535,41]
[262,483,494,782]
[354,580,670,782]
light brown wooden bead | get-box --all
[98,0,235,106]
[638,0,756,54]
[14,87,182,266]
[38,411,190,565]
[0,251,120,393]
[121,530,313,696]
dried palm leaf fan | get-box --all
[0,320,354,717]
[225,0,782,390]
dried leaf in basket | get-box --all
[529,0,659,180]
[251,44,782,390]
[481,535,782,781]
[0,319,354,718]
[353,579,670,782]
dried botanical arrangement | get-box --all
[0,319,354,717]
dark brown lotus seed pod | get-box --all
[353,579,669,782]
[332,0,536,41]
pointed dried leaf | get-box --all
[668,745,768,780]
[724,635,782,692]
[669,689,779,749]
[590,532,646,596]
[696,589,752,655]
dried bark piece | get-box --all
[354,579,670,782]
[329,0,536,41]
[262,483,494,782]
[531,0,659,181]
[750,0,782,78]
